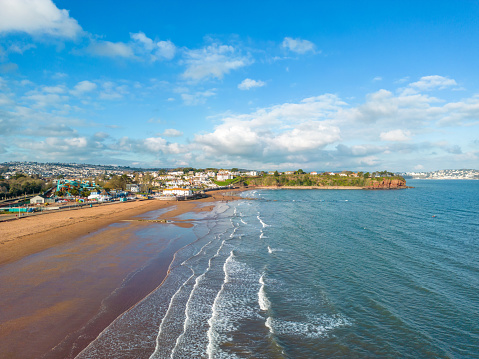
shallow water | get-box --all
[78,180,479,358]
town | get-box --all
[400,169,479,180]
[0,162,405,207]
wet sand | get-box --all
[0,189,244,359]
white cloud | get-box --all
[408,75,457,91]
[162,129,183,137]
[42,85,66,94]
[0,0,82,39]
[181,89,216,105]
[238,78,266,90]
[282,37,315,54]
[373,76,382,82]
[182,43,251,81]
[380,129,411,142]
[0,93,14,106]
[5,43,36,55]
[99,81,129,100]
[156,40,176,60]
[71,80,97,96]
[23,92,69,108]
[86,40,135,58]
[195,95,343,160]
[130,32,176,60]
[130,32,155,51]
[143,137,186,154]
[268,122,340,153]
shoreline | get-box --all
[0,188,245,359]
[252,185,365,190]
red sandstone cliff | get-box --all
[366,178,408,189]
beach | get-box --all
[0,189,243,359]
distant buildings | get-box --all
[163,188,193,196]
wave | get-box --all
[206,250,235,358]
[257,215,269,228]
[258,274,271,311]
[266,314,351,339]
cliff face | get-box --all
[366,178,407,189]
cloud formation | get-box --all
[85,40,135,58]
[71,80,97,96]
[238,78,266,90]
[182,43,251,81]
[0,0,82,39]
[130,32,176,60]
[380,129,411,142]
[282,37,315,54]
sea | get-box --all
[77,180,479,358]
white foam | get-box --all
[265,316,274,334]
[148,270,195,359]
[240,218,247,225]
[206,250,235,358]
[267,246,273,254]
[257,215,269,228]
[258,274,271,311]
[267,314,351,339]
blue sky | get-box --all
[0,0,478,171]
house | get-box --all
[162,188,193,196]
[30,195,45,204]
[217,171,233,181]
[88,191,111,202]
[310,172,318,175]
[126,184,140,193]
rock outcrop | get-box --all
[366,178,408,189]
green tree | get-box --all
[274,170,279,177]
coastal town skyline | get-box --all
[1,1,479,171]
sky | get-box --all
[0,0,478,171]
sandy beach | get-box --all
[0,189,244,359]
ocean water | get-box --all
[78,180,479,358]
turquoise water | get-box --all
[78,180,479,358]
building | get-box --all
[217,172,233,181]
[126,184,140,192]
[30,195,45,204]
[162,188,193,196]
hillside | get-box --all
[240,174,408,189]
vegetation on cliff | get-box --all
[239,173,407,188]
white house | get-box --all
[163,188,193,196]
[88,191,111,202]
[217,172,233,181]
[30,195,45,204]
